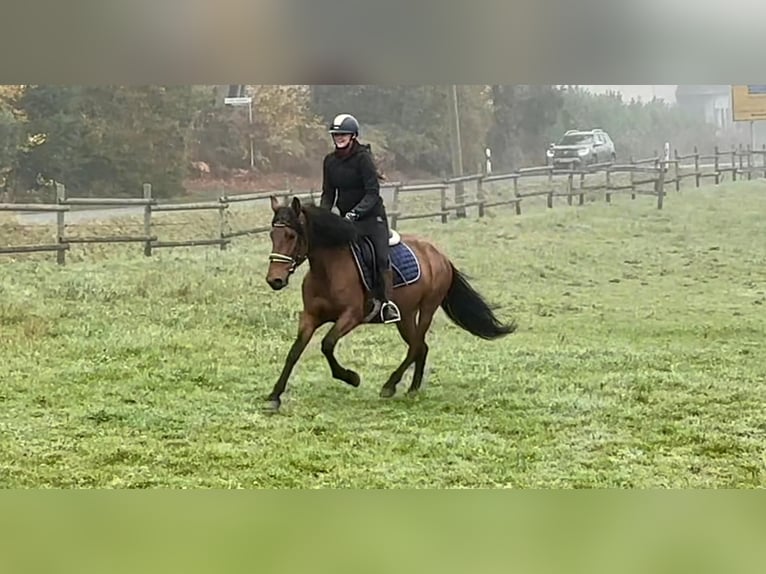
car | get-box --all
[546,129,617,169]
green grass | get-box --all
[2,181,766,488]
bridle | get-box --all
[268,222,307,276]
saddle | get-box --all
[348,230,422,324]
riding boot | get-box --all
[379,268,401,324]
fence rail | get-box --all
[2,143,765,265]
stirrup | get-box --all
[380,301,401,324]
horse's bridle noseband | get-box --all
[268,222,307,275]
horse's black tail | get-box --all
[440,263,517,340]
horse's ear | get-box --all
[291,196,301,215]
[270,195,280,212]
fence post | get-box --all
[762,144,766,179]
[693,146,700,188]
[656,160,666,210]
[476,169,486,218]
[453,180,466,218]
[439,184,448,224]
[674,148,681,191]
[513,176,521,215]
[714,145,720,184]
[629,156,636,199]
[545,165,554,208]
[566,172,573,206]
[605,166,612,203]
[732,145,737,182]
[390,185,400,230]
[55,183,66,266]
[143,183,153,257]
[547,165,554,202]
[218,194,229,251]
[746,144,752,181]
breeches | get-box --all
[359,218,390,296]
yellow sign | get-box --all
[731,85,766,121]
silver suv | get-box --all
[546,129,616,169]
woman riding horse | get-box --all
[320,113,401,324]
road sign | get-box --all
[731,85,766,121]
[224,96,252,106]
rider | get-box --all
[320,113,401,324]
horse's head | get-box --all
[266,196,308,290]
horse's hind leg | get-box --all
[321,310,362,388]
[406,301,439,396]
[380,310,420,398]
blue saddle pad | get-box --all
[350,238,422,292]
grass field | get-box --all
[1,180,766,488]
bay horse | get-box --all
[262,195,516,413]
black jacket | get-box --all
[320,141,385,226]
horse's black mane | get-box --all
[302,202,359,248]
[272,198,358,249]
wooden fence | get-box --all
[2,143,765,265]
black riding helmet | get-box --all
[328,113,360,137]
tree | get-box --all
[488,85,565,170]
[308,85,492,176]
[16,85,209,198]
[191,85,327,177]
[550,87,718,160]
[0,99,23,195]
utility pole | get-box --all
[224,86,255,170]
[448,85,466,217]
[248,98,254,170]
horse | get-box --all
[262,195,517,413]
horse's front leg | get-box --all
[321,309,363,388]
[263,311,319,413]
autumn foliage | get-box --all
[0,85,721,200]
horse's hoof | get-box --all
[261,399,281,414]
[379,386,396,399]
[406,389,420,398]
[346,370,361,388]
